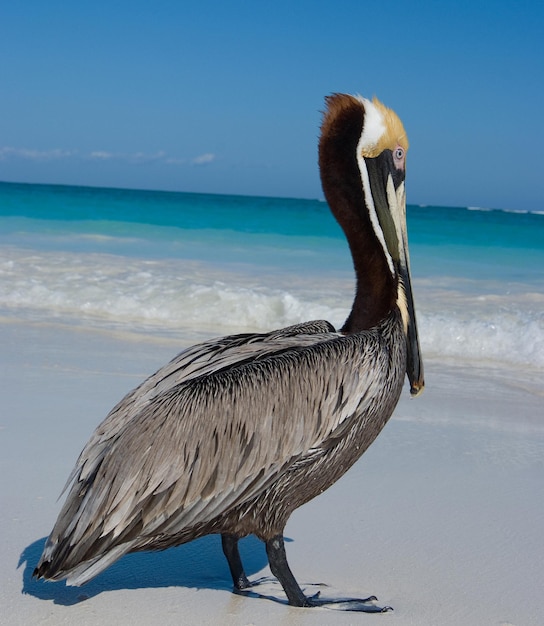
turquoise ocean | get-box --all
[1,181,543,369]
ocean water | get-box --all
[1,181,543,369]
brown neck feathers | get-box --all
[318,94,397,333]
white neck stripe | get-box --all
[355,143,395,277]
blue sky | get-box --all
[1,1,543,210]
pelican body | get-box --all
[34,93,424,611]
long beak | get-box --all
[394,185,424,396]
[365,156,424,396]
[398,250,424,396]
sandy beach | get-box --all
[2,318,543,625]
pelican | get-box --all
[34,93,424,612]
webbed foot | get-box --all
[265,535,392,612]
[309,592,392,612]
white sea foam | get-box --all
[0,246,349,334]
[421,306,544,368]
[467,205,543,215]
[1,246,543,369]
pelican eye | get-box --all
[393,147,405,169]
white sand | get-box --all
[2,318,543,625]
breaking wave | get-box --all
[1,247,543,369]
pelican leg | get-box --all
[265,534,392,612]
[265,535,312,607]
[221,533,252,590]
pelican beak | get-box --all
[398,248,425,396]
[364,152,425,396]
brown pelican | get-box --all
[34,93,424,612]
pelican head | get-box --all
[319,94,424,396]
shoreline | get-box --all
[2,320,543,625]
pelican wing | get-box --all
[73,320,336,484]
[41,320,393,585]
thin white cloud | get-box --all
[192,153,216,166]
[89,150,115,160]
[88,150,162,163]
[126,150,167,164]
[0,146,75,161]
[164,156,187,165]
[0,146,216,167]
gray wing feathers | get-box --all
[44,321,388,584]
[73,320,336,485]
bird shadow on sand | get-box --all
[18,534,274,606]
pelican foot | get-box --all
[233,578,391,612]
[263,535,392,612]
[307,592,392,612]
[232,575,273,591]
[232,576,292,603]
